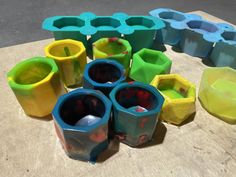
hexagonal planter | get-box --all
[45,39,87,87]
[52,89,112,161]
[92,37,132,70]
[129,48,172,84]
[7,57,66,117]
[109,82,164,147]
[198,67,236,124]
[83,59,126,96]
[150,74,196,125]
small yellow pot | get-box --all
[7,57,66,117]
[45,39,87,87]
[150,74,196,125]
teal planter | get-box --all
[109,82,164,147]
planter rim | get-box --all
[45,39,85,60]
[151,74,196,103]
[93,38,132,58]
[52,89,112,132]
[109,81,164,117]
[7,56,58,90]
[84,59,126,87]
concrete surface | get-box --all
[1,11,236,177]
[0,0,236,48]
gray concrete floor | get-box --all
[0,0,236,48]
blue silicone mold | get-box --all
[210,29,236,69]
[42,12,165,52]
[149,8,201,45]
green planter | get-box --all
[129,48,172,84]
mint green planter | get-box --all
[93,38,132,70]
[129,48,172,84]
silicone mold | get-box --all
[198,67,236,124]
[210,30,236,69]
[52,89,112,161]
[150,74,196,125]
[109,82,164,147]
[7,57,66,117]
[42,12,165,51]
[83,59,126,96]
[129,48,172,84]
[45,39,87,87]
[179,19,224,57]
[149,8,201,45]
[92,38,132,70]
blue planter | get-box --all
[52,89,112,161]
[109,82,164,147]
[149,8,201,45]
[83,59,126,96]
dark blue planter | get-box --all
[109,82,164,147]
[52,89,112,161]
[83,59,126,96]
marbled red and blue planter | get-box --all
[83,59,126,96]
[109,82,164,147]
[52,89,112,162]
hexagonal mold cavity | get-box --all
[129,48,172,84]
[90,17,121,28]
[125,17,155,28]
[221,31,236,42]
[187,20,218,33]
[199,67,236,124]
[53,17,85,29]
[159,11,186,22]
[151,74,196,125]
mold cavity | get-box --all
[159,11,186,22]
[187,20,218,33]
[89,63,121,83]
[53,17,85,29]
[157,78,188,99]
[48,43,81,58]
[91,17,121,28]
[60,95,105,126]
[221,31,236,42]
[115,86,158,112]
[125,17,155,28]
[14,61,52,85]
[139,50,166,65]
[95,39,127,55]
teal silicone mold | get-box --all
[42,12,165,52]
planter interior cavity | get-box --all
[187,20,218,33]
[115,86,158,113]
[157,78,188,99]
[159,11,186,22]
[89,63,122,83]
[14,61,52,85]
[48,42,82,58]
[95,39,128,55]
[53,17,85,29]
[221,31,236,42]
[125,17,155,28]
[91,17,121,28]
[139,50,167,65]
[60,95,105,126]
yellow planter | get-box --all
[45,39,87,87]
[7,57,66,117]
[199,67,236,124]
[150,74,196,125]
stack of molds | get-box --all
[42,12,165,52]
